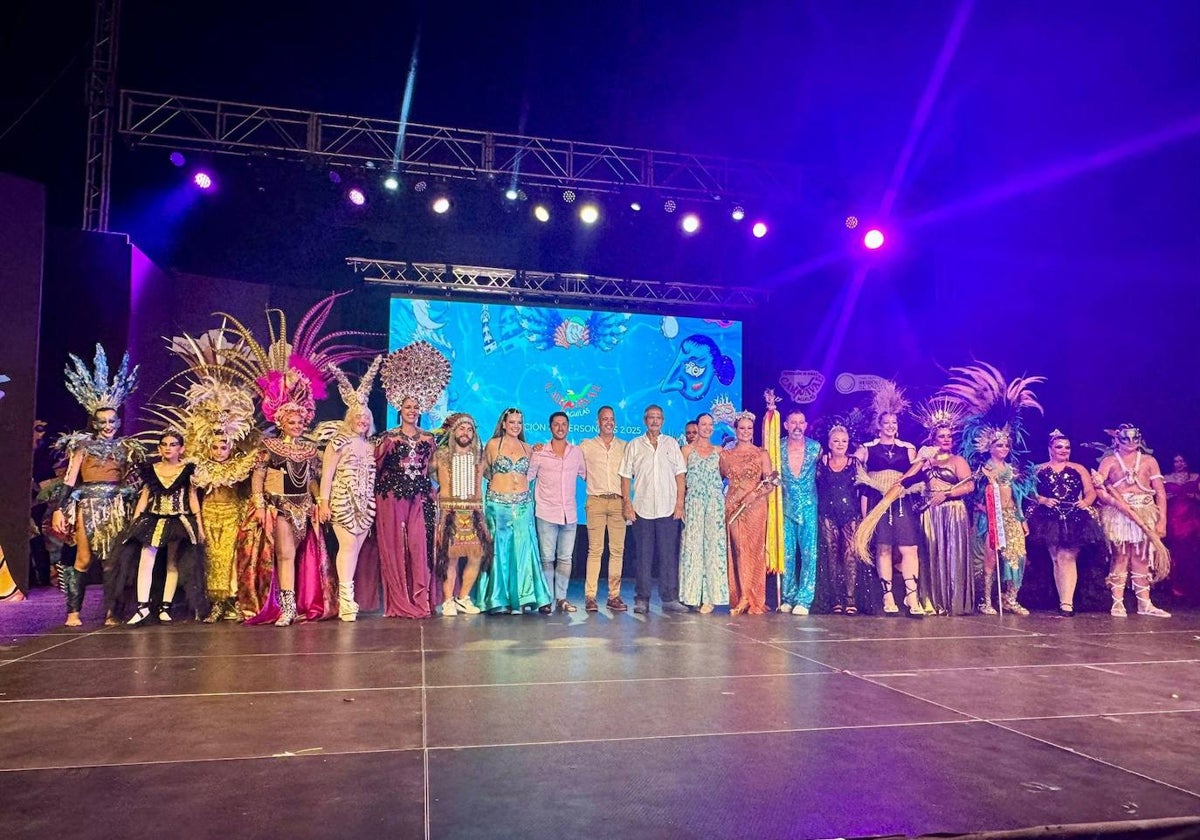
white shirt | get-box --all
[619,433,686,519]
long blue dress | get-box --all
[678,449,729,606]
[474,455,553,613]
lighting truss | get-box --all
[119,90,799,201]
[346,259,765,312]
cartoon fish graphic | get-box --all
[554,316,591,348]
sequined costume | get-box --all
[373,432,438,618]
[721,446,770,613]
[678,449,729,607]
[57,436,142,565]
[108,463,207,619]
[973,462,1028,590]
[780,437,822,609]
[239,437,336,623]
[328,433,377,535]
[193,453,255,608]
[475,455,553,613]
[816,455,873,613]
[920,459,974,615]
[1028,465,1104,551]
[1165,474,1200,603]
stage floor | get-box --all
[2,586,1199,839]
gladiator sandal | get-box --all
[127,602,154,626]
[902,576,925,619]
[338,582,359,622]
[157,601,172,623]
[274,589,298,627]
[1131,572,1170,618]
[977,572,997,616]
[1002,585,1029,616]
[1107,572,1128,618]
[880,579,900,616]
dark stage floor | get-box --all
[2,586,1199,840]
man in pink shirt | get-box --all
[528,411,587,613]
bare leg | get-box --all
[1052,547,1079,612]
[877,545,897,613]
[898,545,924,617]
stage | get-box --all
[2,587,1199,839]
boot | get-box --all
[337,582,359,622]
[274,589,297,626]
[978,572,997,616]
[62,566,86,626]
[203,595,225,624]
[1002,585,1029,616]
[1131,572,1170,617]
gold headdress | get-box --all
[870,380,909,428]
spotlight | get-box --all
[505,187,519,201]
[579,203,599,224]
[533,205,550,222]
[681,213,701,234]
[168,151,186,168]
[432,196,451,214]
[414,180,428,192]
[327,170,342,185]
[383,175,399,191]
[752,221,768,238]
[347,188,366,206]
[562,189,576,203]
[193,172,214,190]
[731,205,745,221]
[863,228,885,250]
[663,199,677,213]
[845,215,859,229]
[629,201,642,212]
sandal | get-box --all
[831,603,844,614]
[556,599,577,614]
[844,604,858,616]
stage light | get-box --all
[432,196,451,214]
[347,188,366,206]
[414,180,428,192]
[863,228,885,249]
[681,213,701,234]
[752,221,768,238]
[533,204,550,222]
[193,172,214,190]
[731,205,745,221]
[664,199,677,213]
[579,203,599,224]
[383,175,399,191]
[169,151,186,168]
[630,201,642,212]
[327,170,342,185]
[845,215,859,229]
[505,187,520,201]
[562,189,576,203]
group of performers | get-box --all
[30,300,1187,626]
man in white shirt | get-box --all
[620,404,687,614]
[578,405,629,612]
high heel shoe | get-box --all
[902,576,925,620]
[880,579,900,617]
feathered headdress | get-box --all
[938,362,1045,457]
[213,291,381,425]
[327,354,383,411]
[64,344,139,416]
[910,396,970,440]
[812,407,871,448]
[869,380,909,428]
[380,341,452,413]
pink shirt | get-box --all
[528,441,587,524]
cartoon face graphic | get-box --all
[659,334,735,401]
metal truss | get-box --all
[118,89,799,201]
[83,0,121,231]
[347,259,765,312]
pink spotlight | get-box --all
[193,172,213,190]
[863,229,885,250]
[347,188,366,206]
[751,221,768,238]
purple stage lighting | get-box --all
[863,228,885,249]
[328,170,342,185]
[731,205,745,221]
[169,151,186,167]
[681,213,700,234]
[193,172,214,190]
[845,215,859,229]
[347,188,367,206]
[752,222,768,238]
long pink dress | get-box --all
[371,433,439,618]
[1165,475,1200,604]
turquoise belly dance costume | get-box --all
[475,454,552,613]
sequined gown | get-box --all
[780,438,821,609]
[921,460,973,615]
[721,445,770,613]
[373,433,438,618]
[475,454,553,612]
[193,453,255,605]
[816,455,872,612]
[678,449,729,607]
[1165,475,1200,603]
